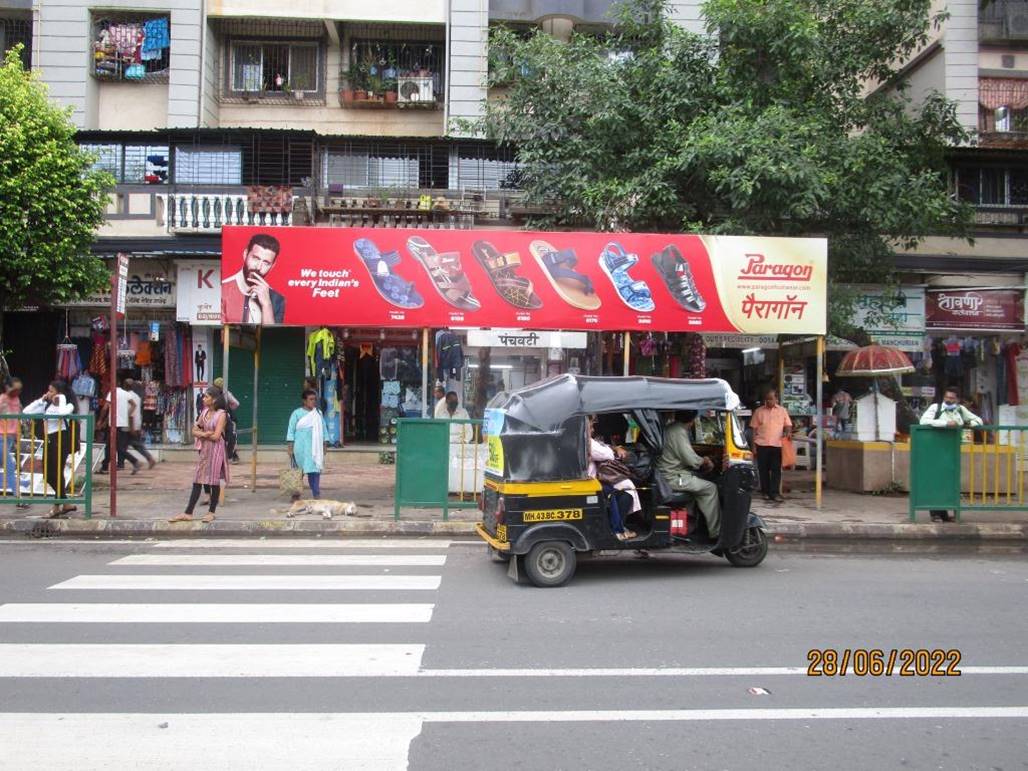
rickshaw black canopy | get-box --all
[495,375,740,433]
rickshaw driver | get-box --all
[656,410,721,540]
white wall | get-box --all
[97,82,169,130]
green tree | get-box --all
[480,0,973,336]
[0,47,112,354]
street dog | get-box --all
[286,499,360,519]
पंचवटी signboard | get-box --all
[220,227,827,333]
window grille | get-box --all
[955,166,1028,206]
[91,12,170,84]
[228,41,322,101]
[0,16,32,67]
[346,39,445,103]
[79,143,169,184]
[174,147,243,185]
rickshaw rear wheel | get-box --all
[725,526,768,567]
[524,541,576,587]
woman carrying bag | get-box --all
[286,389,325,500]
[23,380,78,518]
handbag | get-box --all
[278,455,303,497]
[597,457,641,486]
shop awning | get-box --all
[91,236,222,257]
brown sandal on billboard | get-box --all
[529,240,601,311]
[472,240,543,310]
[407,236,481,312]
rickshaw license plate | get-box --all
[496,524,508,542]
[523,509,584,522]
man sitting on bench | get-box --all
[656,410,721,541]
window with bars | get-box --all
[174,147,243,185]
[0,16,32,67]
[229,41,320,95]
[80,142,169,184]
[955,166,1028,206]
[346,40,444,102]
[91,13,170,83]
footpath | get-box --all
[0,453,1025,545]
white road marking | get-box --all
[417,666,1028,677]
[0,714,423,771]
[0,603,434,624]
[109,554,447,566]
[151,538,453,549]
[49,574,441,591]
[0,644,425,677]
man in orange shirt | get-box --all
[750,389,792,502]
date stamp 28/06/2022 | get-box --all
[807,648,962,677]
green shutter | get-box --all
[212,328,305,445]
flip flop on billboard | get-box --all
[472,240,543,310]
[353,238,424,309]
[529,240,601,311]
[599,241,655,312]
[407,236,481,312]
[651,244,706,312]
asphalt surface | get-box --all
[0,538,1026,770]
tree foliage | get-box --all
[0,47,112,331]
[481,0,974,333]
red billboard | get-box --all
[220,226,827,333]
[926,289,1025,331]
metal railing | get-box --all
[165,192,294,232]
[0,414,96,518]
[909,424,1028,522]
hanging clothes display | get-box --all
[943,335,963,379]
[1004,342,1021,406]
[56,343,81,381]
[306,328,336,377]
[436,330,464,382]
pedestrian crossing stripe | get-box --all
[0,603,434,624]
[109,554,447,567]
[48,575,442,591]
[151,539,454,548]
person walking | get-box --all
[168,387,229,524]
[99,379,140,475]
[287,389,325,500]
[123,378,156,471]
[23,380,79,518]
[750,389,792,502]
[0,378,24,497]
[919,386,983,523]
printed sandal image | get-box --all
[651,244,707,313]
[528,239,602,311]
[407,236,481,312]
[353,238,424,309]
[599,241,655,312]
[471,240,543,310]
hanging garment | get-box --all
[1005,342,1021,406]
[997,347,1007,406]
[306,328,336,377]
[943,335,963,379]
[136,340,152,366]
[141,18,169,57]
[56,344,81,380]
[436,331,464,380]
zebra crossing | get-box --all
[0,537,454,770]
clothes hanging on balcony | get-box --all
[108,23,143,61]
[141,18,169,59]
[247,186,293,215]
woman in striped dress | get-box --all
[169,387,228,523]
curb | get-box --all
[1,518,1025,541]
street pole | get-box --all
[622,332,630,376]
[816,335,824,511]
[109,254,129,518]
[251,325,260,493]
[421,328,429,417]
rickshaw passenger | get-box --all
[588,415,639,541]
[656,410,721,540]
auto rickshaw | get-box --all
[475,374,768,587]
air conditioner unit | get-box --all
[1006,7,1028,39]
[398,76,434,105]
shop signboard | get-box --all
[176,261,222,325]
[69,259,175,308]
[849,286,926,351]
[465,329,588,349]
[702,334,778,349]
[926,288,1025,331]
[221,227,827,333]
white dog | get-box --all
[286,499,360,520]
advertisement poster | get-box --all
[221,227,827,334]
[176,261,222,326]
[926,289,1024,331]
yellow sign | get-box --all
[496,524,507,542]
[523,509,584,522]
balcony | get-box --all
[979,0,1028,43]
[974,205,1028,230]
[166,191,295,233]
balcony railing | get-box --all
[979,0,1028,43]
[166,192,294,233]
[974,205,1028,229]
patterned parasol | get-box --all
[835,344,914,377]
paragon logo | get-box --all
[739,253,814,282]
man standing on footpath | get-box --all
[919,386,983,523]
[750,389,792,503]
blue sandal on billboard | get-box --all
[354,238,424,309]
[529,240,602,311]
[651,245,706,312]
[599,241,655,312]
[407,236,481,312]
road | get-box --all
[0,537,1026,770]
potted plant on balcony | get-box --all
[352,62,369,102]
[338,67,354,106]
[384,74,398,105]
[288,73,311,101]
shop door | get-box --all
[213,327,304,445]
